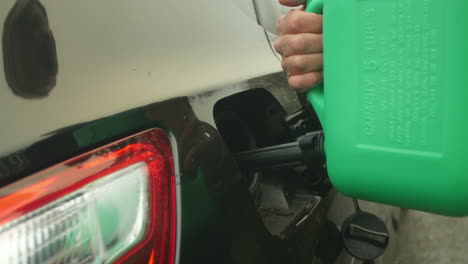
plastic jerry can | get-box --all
[306,0,468,216]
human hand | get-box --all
[275,0,323,92]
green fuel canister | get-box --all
[306,0,468,216]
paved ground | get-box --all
[395,210,468,264]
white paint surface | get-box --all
[0,0,281,155]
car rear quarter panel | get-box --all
[0,0,280,155]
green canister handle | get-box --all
[305,0,325,125]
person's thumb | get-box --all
[278,0,306,7]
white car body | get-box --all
[0,0,281,155]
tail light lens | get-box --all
[0,129,177,264]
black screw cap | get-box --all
[341,212,389,261]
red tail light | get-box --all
[0,129,177,264]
